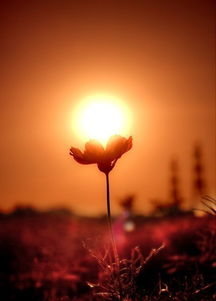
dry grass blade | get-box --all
[87,244,165,300]
[201,195,216,215]
[192,281,216,295]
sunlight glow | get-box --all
[73,94,131,145]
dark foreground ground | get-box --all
[0,210,215,300]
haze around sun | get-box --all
[73,94,132,145]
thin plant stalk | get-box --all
[106,173,123,301]
[105,173,120,267]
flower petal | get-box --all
[83,140,105,163]
[69,147,92,164]
[105,135,132,161]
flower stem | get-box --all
[105,173,123,300]
[105,173,120,266]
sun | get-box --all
[73,94,131,145]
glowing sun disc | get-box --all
[73,94,131,145]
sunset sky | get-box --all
[0,0,215,215]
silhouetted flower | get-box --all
[70,135,132,174]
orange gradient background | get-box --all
[0,0,215,215]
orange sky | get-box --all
[0,0,215,215]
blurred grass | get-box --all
[0,211,215,300]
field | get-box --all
[0,209,215,301]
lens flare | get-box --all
[73,94,131,145]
